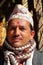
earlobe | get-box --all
[31,31,35,38]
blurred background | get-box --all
[0,0,43,52]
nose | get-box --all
[15,27,20,36]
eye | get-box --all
[8,27,16,30]
[19,27,26,31]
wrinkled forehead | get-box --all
[8,18,30,27]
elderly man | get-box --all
[0,4,43,65]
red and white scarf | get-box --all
[3,39,36,65]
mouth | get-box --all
[12,38,22,42]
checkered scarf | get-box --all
[3,39,36,65]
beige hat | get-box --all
[8,4,34,27]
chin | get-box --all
[13,42,22,47]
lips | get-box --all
[12,37,22,42]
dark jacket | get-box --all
[0,49,4,65]
[32,49,43,65]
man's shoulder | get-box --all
[32,49,43,65]
[34,49,42,55]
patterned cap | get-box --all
[8,4,34,27]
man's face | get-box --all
[7,18,35,47]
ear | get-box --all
[31,30,35,38]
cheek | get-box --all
[7,30,13,39]
[6,31,14,44]
[21,31,31,43]
[7,29,14,35]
